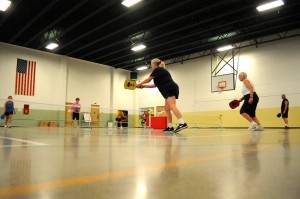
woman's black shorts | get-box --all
[4,111,13,116]
[72,112,79,120]
[240,92,259,117]
[159,83,179,99]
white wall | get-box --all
[65,59,138,113]
[0,42,67,108]
[1,36,299,115]
[0,42,136,113]
[66,58,112,110]
[136,36,300,112]
[112,69,136,112]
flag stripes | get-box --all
[15,58,36,96]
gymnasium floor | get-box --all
[0,127,299,199]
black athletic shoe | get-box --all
[163,127,174,133]
[174,123,188,133]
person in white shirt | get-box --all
[238,72,263,131]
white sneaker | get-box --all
[4,125,8,128]
[248,121,257,130]
[253,125,264,131]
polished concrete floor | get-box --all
[0,127,299,199]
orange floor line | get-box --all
[0,145,271,197]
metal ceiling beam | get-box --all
[81,1,229,60]
[157,20,300,63]
[129,28,300,70]
[166,30,300,67]
[36,0,118,50]
[95,3,300,65]
[23,0,89,46]
[9,0,61,43]
[167,50,214,65]
[101,11,256,65]
[118,23,300,70]
[56,0,156,53]
[113,13,300,68]
[64,0,195,56]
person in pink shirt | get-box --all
[72,98,81,127]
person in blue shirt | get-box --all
[3,96,16,128]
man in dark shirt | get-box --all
[281,94,289,129]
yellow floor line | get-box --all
[0,145,271,197]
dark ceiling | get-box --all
[1,0,300,71]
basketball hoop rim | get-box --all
[217,86,225,90]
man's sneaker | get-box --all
[4,125,8,128]
[163,127,174,133]
[174,123,188,133]
[253,125,264,131]
[284,126,289,129]
[248,121,257,130]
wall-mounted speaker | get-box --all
[130,71,137,80]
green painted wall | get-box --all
[1,107,298,128]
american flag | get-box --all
[15,58,36,96]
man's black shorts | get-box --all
[240,93,259,117]
[282,112,288,118]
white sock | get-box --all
[178,118,184,124]
[168,123,173,128]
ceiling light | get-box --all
[136,66,148,71]
[217,45,234,52]
[46,43,59,50]
[121,0,142,7]
[131,44,146,51]
[0,0,11,11]
[256,0,284,12]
